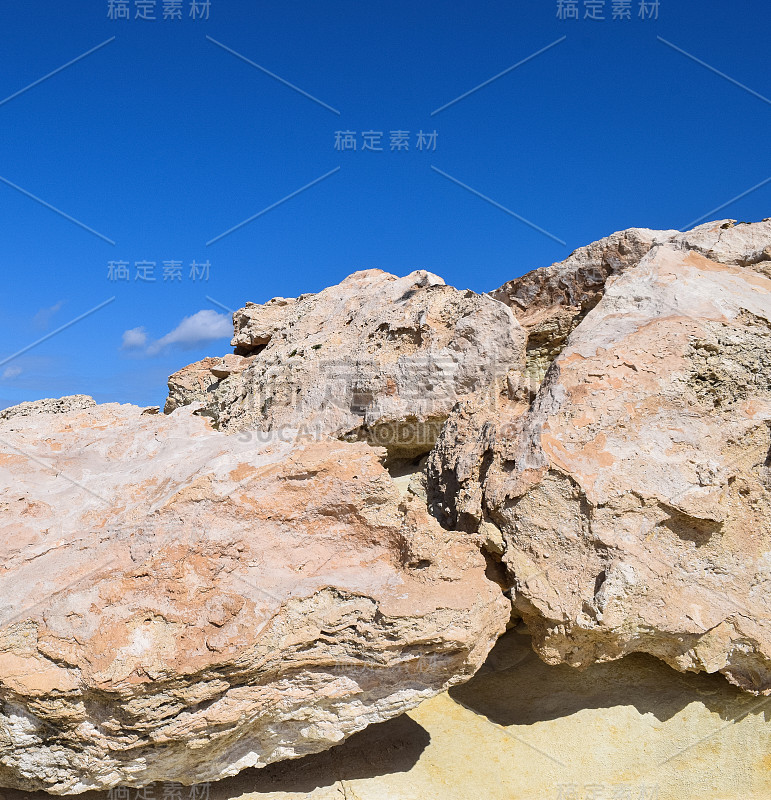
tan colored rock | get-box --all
[0,402,508,793]
[231,297,299,354]
[490,227,676,392]
[426,395,526,534]
[165,270,525,459]
[7,630,769,800]
[672,217,771,270]
[164,357,222,414]
[210,354,254,380]
[490,219,771,395]
[481,243,771,693]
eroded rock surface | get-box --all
[478,243,771,693]
[0,403,508,793]
[0,395,96,422]
[164,358,223,415]
[5,629,769,800]
[490,219,771,393]
[165,270,525,458]
[490,227,676,390]
[672,217,771,270]
[3,218,771,798]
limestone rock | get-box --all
[164,357,222,415]
[0,395,95,422]
[165,270,525,459]
[0,402,508,793]
[490,227,676,391]
[490,220,771,394]
[426,395,525,534]
[17,629,770,800]
[209,354,254,380]
[231,297,300,354]
[481,243,771,693]
[672,217,771,270]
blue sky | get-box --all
[1,0,769,409]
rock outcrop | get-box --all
[165,269,525,459]
[435,239,771,693]
[6,628,768,800]
[672,217,771,270]
[0,395,96,422]
[490,227,676,391]
[490,219,771,393]
[4,219,771,796]
[0,402,508,793]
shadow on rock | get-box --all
[211,713,430,796]
[0,715,429,800]
[449,629,771,726]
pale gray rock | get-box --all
[165,269,526,459]
[490,227,676,392]
[164,357,222,415]
[671,217,771,269]
[0,395,95,422]
[490,219,771,394]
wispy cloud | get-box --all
[32,300,65,331]
[122,310,232,357]
[121,327,148,351]
[1,366,22,381]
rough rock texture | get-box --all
[165,270,525,458]
[490,219,771,393]
[8,630,769,800]
[491,227,676,391]
[473,242,771,693]
[672,217,771,270]
[0,403,508,793]
[164,358,223,415]
[426,395,524,537]
[4,219,771,797]
[0,396,96,422]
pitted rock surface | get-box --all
[0,403,507,793]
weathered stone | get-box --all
[231,297,299,354]
[490,227,676,392]
[9,630,768,800]
[165,270,525,459]
[0,395,96,422]
[672,217,771,270]
[480,243,771,693]
[0,402,508,793]
[209,354,254,380]
[164,357,222,415]
[426,395,525,534]
[490,219,771,395]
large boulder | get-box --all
[471,242,771,693]
[0,402,508,793]
[165,270,525,459]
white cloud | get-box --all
[32,300,65,331]
[121,326,149,350]
[1,366,22,380]
[123,311,232,357]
